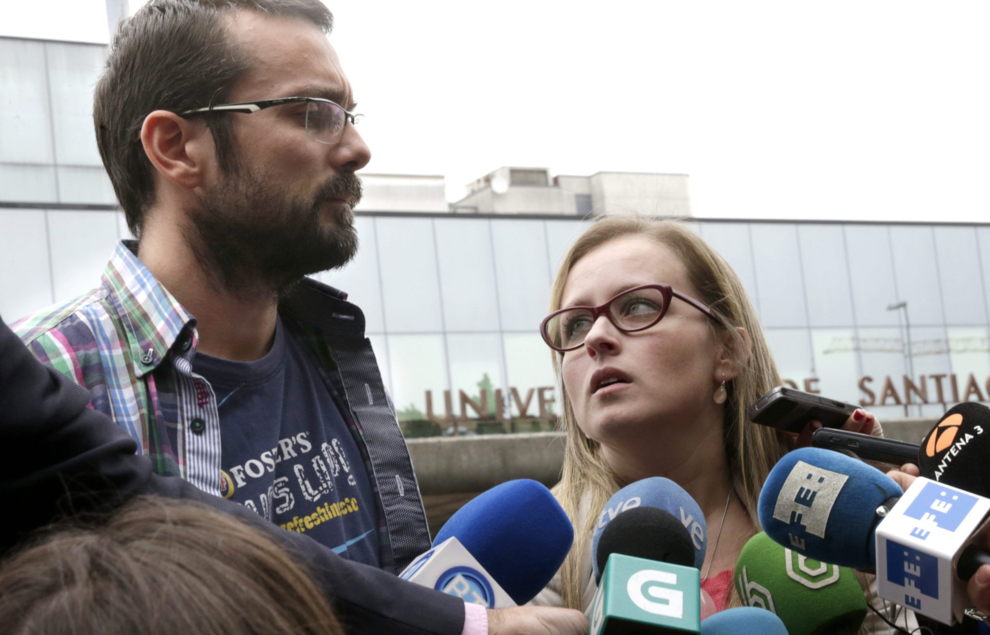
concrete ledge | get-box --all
[408,419,935,496]
[408,432,565,495]
[410,418,937,532]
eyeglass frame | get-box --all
[539,283,719,352]
[178,97,360,144]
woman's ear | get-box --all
[140,109,213,190]
[715,326,751,382]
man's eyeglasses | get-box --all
[179,97,360,145]
[540,284,718,352]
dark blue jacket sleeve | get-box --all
[0,316,465,635]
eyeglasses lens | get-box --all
[304,101,345,143]
[546,286,666,350]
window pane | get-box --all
[434,218,499,332]
[934,226,987,325]
[0,39,53,163]
[750,224,808,328]
[46,42,105,166]
[810,328,860,404]
[0,164,57,202]
[857,327,919,421]
[56,166,117,205]
[503,332,558,424]
[0,209,53,319]
[889,226,943,327]
[373,217,442,333]
[492,220,552,332]
[447,333,505,428]
[47,210,118,303]
[545,218,588,281]
[844,225,900,327]
[316,215,385,333]
[798,225,855,327]
[764,328,814,389]
[387,334,447,423]
[697,222,759,314]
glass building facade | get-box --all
[4,36,990,434]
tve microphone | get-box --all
[758,447,902,569]
[919,402,990,498]
[405,478,572,607]
[589,507,702,634]
[592,476,707,581]
[875,476,990,625]
[733,531,867,634]
[699,606,788,634]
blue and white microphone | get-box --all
[398,479,572,608]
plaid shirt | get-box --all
[14,241,431,572]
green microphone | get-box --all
[733,532,867,635]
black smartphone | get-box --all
[747,386,858,433]
[811,427,920,465]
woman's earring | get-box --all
[713,380,728,405]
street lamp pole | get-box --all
[887,301,916,416]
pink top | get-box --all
[701,569,734,612]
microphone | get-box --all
[919,402,990,497]
[591,476,708,581]
[875,475,990,624]
[699,606,788,634]
[589,506,703,633]
[399,479,572,607]
[758,446,902,569]
[594,506,697,583]
[733,531,867,634]
[758,446,990,626]
[883,402,990,628]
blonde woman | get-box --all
[532,217,889,624]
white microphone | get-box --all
[875,476,990,625]
[398,536,515,608]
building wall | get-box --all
[4,37,990,432]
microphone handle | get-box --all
[957,543,990,581]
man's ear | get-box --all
[140,110,213,190]
[715,326,751,382]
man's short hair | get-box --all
[93,0,333,237]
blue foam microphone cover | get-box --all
[758,447,902,569]
[591,476,707,580]
[700,607,788,635]
[432,479,573,605]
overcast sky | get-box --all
[4,1,990,223]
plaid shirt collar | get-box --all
[102,240,197,378]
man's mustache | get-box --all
[316,172,362,207]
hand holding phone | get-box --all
[747,386,858,434]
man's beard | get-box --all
[184,166,362,296]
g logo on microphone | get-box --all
[627,569,684,618]
[436,566,495,607]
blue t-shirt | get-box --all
[193,318,380,566]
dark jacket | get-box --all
[0,315,465,634]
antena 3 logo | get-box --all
[925,413,984,480]
[925,413,964,458]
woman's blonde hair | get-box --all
[548,216,790,608]
[0,496,343,635]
